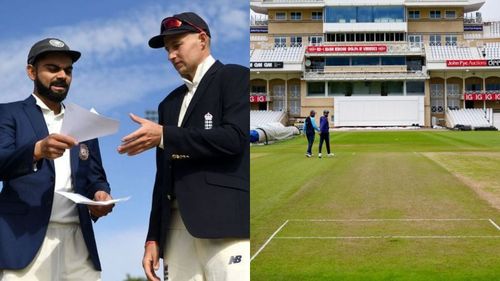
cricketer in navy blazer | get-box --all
[0,95,110,271]
[145,61,250,255]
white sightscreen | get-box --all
[334,96,425,127]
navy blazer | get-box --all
[0,95,110,271]
[146,61,250,256]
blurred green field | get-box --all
[250,130,500,281]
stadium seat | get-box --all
[447,108,493,129]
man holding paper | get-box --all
[0,38,113,280]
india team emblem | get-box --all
[204,112,213,130]
[49,39,65,48]
[79,144,89,161]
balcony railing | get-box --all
[431,91,463,97]
[464,18,483,24]
[464,90,500,95]
[250,92,269,96]
[250,16,268,26]
[464,12,483,24]
[303,69,428,81]
[305,42,425,55]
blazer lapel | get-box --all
[180,61,223,127]
[70,145,79,188]
[166,86,186,126]
[22,96,54,171]
[22,96,49,141]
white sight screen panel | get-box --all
[334,96,425,126]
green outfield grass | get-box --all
[250,130,500,281]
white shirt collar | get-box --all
[32,93,65,118]
[181,55,216,91]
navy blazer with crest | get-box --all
[0,95,110,271]
[146,61,250,256]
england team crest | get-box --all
[204,112,213,130]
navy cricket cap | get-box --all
[27,38,81,65]
[148,12,211,49]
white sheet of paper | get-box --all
[56,191,130,206]
[61,103,119,142]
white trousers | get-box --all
[0,223,100,281]
[163,204,250,281]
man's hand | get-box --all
[34,133,78,160]
[142,241,160,281]
[87,191,114,218]
[117,113,163,156]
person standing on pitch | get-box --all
[117,12,249,281]
[0,38,113,280]
[304,110,320,157]
[318,110,334,158]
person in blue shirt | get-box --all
[304,110,320,157]
[319,110,334,158]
